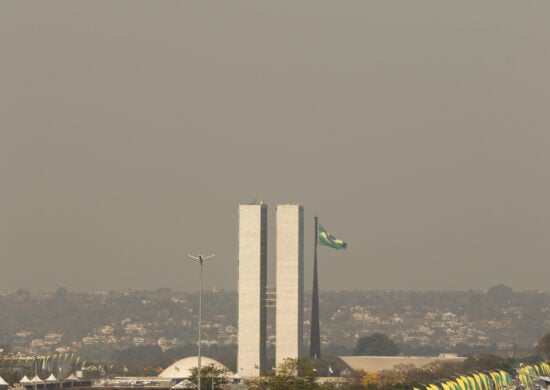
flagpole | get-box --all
[309,216,321,358]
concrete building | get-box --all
[339,355,466,373]
[275,204,304,367]
[237,204,268,377]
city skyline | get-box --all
[1,2,550,292]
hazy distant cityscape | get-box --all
[3,1,550,389]
[1,285,548,371]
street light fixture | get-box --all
[187,254,215,390]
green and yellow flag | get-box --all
[318,224,347,249]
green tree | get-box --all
[535,332,550,360]
[188,364,229,390]
[487,284,514,303]
[246,358,319,390]
[353,333,400,356]
[461,354,510,373]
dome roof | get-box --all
[158,356,233,379]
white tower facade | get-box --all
[237,204,267,377]
[275,204,304,367]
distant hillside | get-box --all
[0,286,547,363]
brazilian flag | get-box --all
[318,224,347,249]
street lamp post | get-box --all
[33,356,37,390]
[210,363,215,390]
[187,254,215,390]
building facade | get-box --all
[237,204,268,377]
[275,204,304,367]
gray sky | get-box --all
[1,2,549,292]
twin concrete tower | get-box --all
[237,204,304,377]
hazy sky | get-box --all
[1,2,549,292]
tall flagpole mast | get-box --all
[310,216,321,358]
